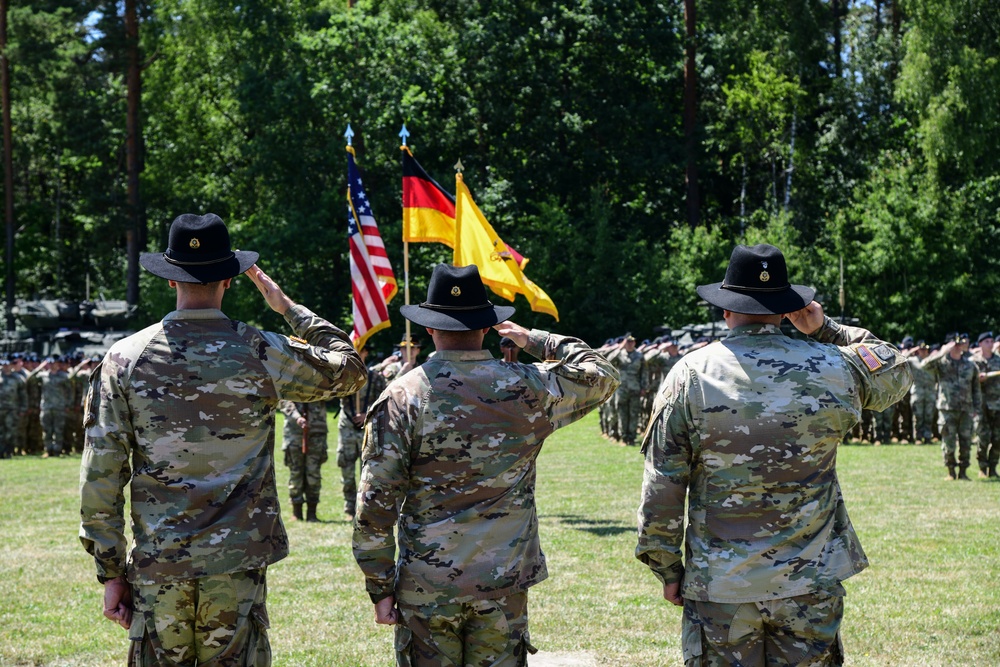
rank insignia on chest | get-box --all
[856,344,884,372]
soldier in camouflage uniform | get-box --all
[597,338,621,440]
[39,356,78,457]
[20,355,45,454]
[0,357,25,458]
[607,334,645,445]
[641,337,682,426]
[637,244,912,667]
[279,399,330,522]
[353,264,620,667]
[971,331,1000,478]
[337,347,386,517]
[905,342,936,443]
[79,214,367,667]
[923,332,981,480]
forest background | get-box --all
[2,0,998,353]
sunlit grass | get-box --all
[1,413,998,665]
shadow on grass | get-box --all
[547,514,633,537]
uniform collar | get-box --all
[428,349,495,362]
[727,323,784,337]
[163,308,229,321]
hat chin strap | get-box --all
[720,282,790,293]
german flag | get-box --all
[402,147,456,247]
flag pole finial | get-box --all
[454,159,464,173]
[345,123,354,147]
[399,123,410,147]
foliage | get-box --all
[1,0,999,351]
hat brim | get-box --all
[140,250,259,284]
[400,303,516,331]
[696,282,815,316]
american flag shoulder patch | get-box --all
[856,344,884,372]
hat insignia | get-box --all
[189,238,201,249]
[760,271,770,282]
[451,286,461,297]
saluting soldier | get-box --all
[0,357,25,459]
[923,332,981,480]
[353,264,620,666]
[971,331,1000,478]
[906,341,936,443]
[607,334,646,446]
[20,355,45,454]
[40,356,77,457]
[336,347,386,517]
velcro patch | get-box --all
[856,344,884,372]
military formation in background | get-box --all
[0,352,99,459]
[6,324,998,486]
[596,328,1000,483]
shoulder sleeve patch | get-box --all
[856,344,884,372]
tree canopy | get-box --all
[2,0,998,352]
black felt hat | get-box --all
[400,264,515,331]
[696,244,814,315]
[140,213,258,284]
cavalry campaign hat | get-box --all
[140,213,258,284]
[400,264,515,331]
[696,244,815,316]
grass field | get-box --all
[1,411,999,666]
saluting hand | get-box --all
[246,265,294,315]
[785,301,825,336]
[492,321,529,349]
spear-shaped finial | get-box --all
[399,123,410,147]
[344,123,354,147]
[454,159,464,173]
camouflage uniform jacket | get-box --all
[0,369,25,412]
[607,347,645,392]
[970,351,1000,410]
[79,305,367,585]
[923,351,981,411]
[643,349,682,394]
[637,318,912,603]
[338,365,387,432]
[280,400,330,442]
[353,330,620,606]
[907,356,936,401]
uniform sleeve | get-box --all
[522,329,621,431]
[972,368,982,411]
[255,304,368,402]
[352,389,414,603]
[810,316,913,412]
[635,363,693,586]
[79,358,134,583]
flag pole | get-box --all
[400,124,412,347]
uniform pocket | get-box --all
[681,601,705,666]
[394,624,413,667]
[242,603,272,667]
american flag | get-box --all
[348,149,397,350]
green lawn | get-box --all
[1,412,998,666]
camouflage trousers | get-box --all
[41,409,67,455]
[337,424,363,513]
[938,409,973,469]
[870,407,894,443]
[681,589,845,667]
[911,395,935,442]
[128,568,270,667]
[283,439,326,504]
[599,400,618,439]
[615,388,641,444]
[976,405,1000,469]
[395,593,536,667]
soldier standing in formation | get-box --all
[922,332,980,480]
[337,346,386,518]
[353,264,620,666]
[0,358,25,459]
[280,399,330,522]
[39,356,79,457]
[606,334,645,446]
[905,341,936,443]
[971,331,1000,478]
[640,337,682,426]
[638,244,912,666]
[79,213,367,665]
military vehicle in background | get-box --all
[1,293,137,358]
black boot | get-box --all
[946,466,957,480]
[291,502,304,521]
[957,467,970,481]
[306,503,319,522]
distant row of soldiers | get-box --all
[594,328,1000,482]
[0,353,101,459]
